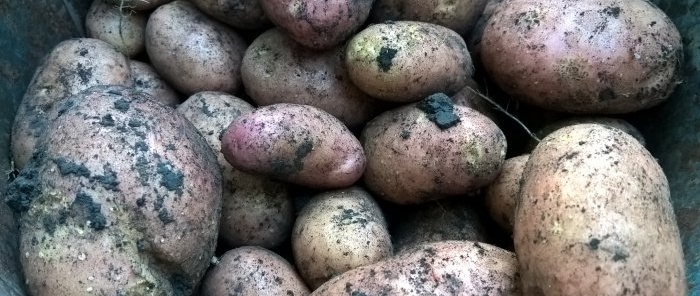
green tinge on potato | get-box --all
[346,21,474,102]
[221,103,366,189]
[5,86,222,296]
[515,124,686,295]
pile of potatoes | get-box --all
[4,0,689,295]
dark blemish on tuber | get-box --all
[603,6,621,18]
[128,119,143,127]
[588,238,601,250]
[92,164,120,191]
[43,216,57,235]
[75,63,93,85]
[99,114,115,126]
[78,48,88,56]
[376,47,398,72]
[416,93,461,130]
[400,130,411,140]
[295,138,314,164]
[53,158,91,178]
[114,99,130,112]
[598,88,617,101]
[157,161,184,194]
[158,208,175,224]
[134,141,148,152]
[136,196,146,207]
[612,251,628,262]
[5,167,40,212]
[72,192,107,230]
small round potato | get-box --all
[201,246,310,295]
[260,0,373,49]
[515,124,686,295]
[311,240,520,295]
[362,93,506,204]
[370,0,488,36]
[177,92,294,249]
[5,86,222,296]
[484,154,529,232]
[292,187,393,289]
[221,103,366,189]
[190,0,270,30]
[346,21,474,102]
[241,28,379,129]
[11,38,132,170]
[145,0,247,95]
[480,0,683,113]
[85,0,147,57]
[130,60,180,107]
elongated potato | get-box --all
[221,104,366,189]
[311,240,520,295]
[145,0,247,95]
[292,187,392,289]
[11,38,132,170]
[346,21,473,102]
[515,124,686,295]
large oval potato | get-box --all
[145,0,247,95]
[292,187,392,289]
[11,38,132,170]
[177,92,294,249]
[85,0,147,57]
[311,240,520,295]
[480,0,683,113]
[5,86,222,296]
[260,0,373,49]
[241,28,379,130]
[370,0,488,36]
[515,124,686,295]
[221,103,366,189]
[362,93,506,204]
[201,246,310,295]
[346,21,474,102]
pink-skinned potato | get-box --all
[221,103,366,189]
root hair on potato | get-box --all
[465,86,541,143]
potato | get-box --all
[11,38,132,170]
[484,154,529,232]
[200,246,310,296]
[130,60,180,107]
[5,85,222,295]
[260,0,373,49]
[362,93,506,204]
[370,0,488,36]
[311,240,520,295]
[292,187,392,289]
[526,117,646,151]
[515,124,686,295]
[221,103,366,189]
[190,0,270,30]
[177,92,294,249]
[346,21,474,102]
[85,0,147,57]
[480,0,683,113]
[392,199,489,253]
[145,0,247,95]
[241,28,379,130]
[104,0,173,11]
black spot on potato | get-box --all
[603,6,621,18]
[588,238,601,250]
[5,167,40,212]
[612,250,628,262]
[128,119,143,127]
[598,88,617,101]
[400,129,411,140]
[158,208,175,224]
[99,114,115,126]
[157,161,184,194]
[72,192,107,230]
[53,158,91,178]
[376,47,398,72]
[136,196,146,207]
[92,164,120,191]
[114,99,130,111]
[75,63,93,85]
[134,141,148,152]
[416,93,461,130]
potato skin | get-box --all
[346,21,474,102]
[311,240,520,295]
[190,0,270,30]
[292,187,392,289]
[370,0,488,36]
[104,0,173,11]
[5,86,222,296]
[480,0,683,113]
[221,103,366,189]
[528,117,646,151]
[361,94,506,204]
[515,124,686,295]
[130,61,180,107]
[260,0,373,49]
[484,154,529,232]
[177,92,294,249]
[86,0,146,57]
[200,246,310,296]
[241,28,379,129]
[145,0,247,95]
[11,38,132,170]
